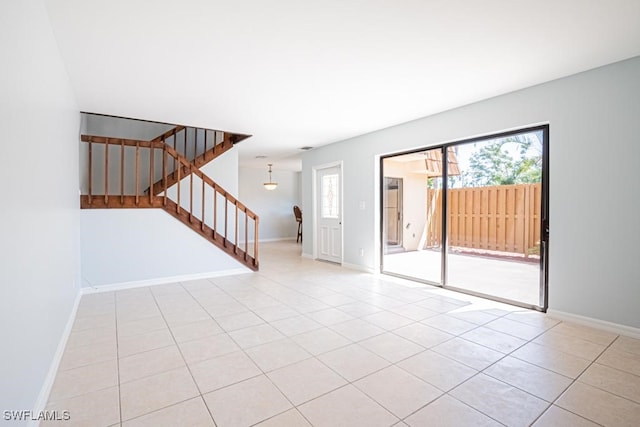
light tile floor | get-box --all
[46,242,640,426]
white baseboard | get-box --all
[81,268,251,294]
[30,290,82,427]
[301,252,314,259]
[254,237,297,243]
[342,261,376,274]
[547,309,640,340]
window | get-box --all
[321,174,339,218]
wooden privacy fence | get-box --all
[425,183,541,257]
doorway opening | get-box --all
[381,126,549,310]
[383,177,403,251]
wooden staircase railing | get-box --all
[80,133,259,270]
[83,125,250,196]
[147,128,240,196]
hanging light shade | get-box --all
[263,164,278,190]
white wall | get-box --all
[0,0,80,418]
[81,210,247,287]
[239,167,302,241]
[302,56,640,329]
[81,142,243,287]
[202,148,239,196]
[83,114,174,140]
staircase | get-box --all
[80,125,259,271]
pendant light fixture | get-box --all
[263,164,278,190]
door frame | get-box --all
[312,161,344,264]
[379,124,549,312]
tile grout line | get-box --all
[180,277,341,425]
[201,273,432,425]
[394,317,570,425]
[148,282,220,427]
[543,333,635,424]
[526,322,618,426]
[202,275,370,426]
[112,291,123,426]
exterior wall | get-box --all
[383,161,428,251]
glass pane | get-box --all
[446,130,543,306]
[381,148,446,284]
[321,174,339,218]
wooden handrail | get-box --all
[151,125,186,142]
[161,145,258,220]
[81,134,161,148]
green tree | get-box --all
[462,134,542,187]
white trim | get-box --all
[301,252,314,259]
[547,309,640,340]
[30,291,82,427]
[252,237,297,243]
[81,268,251,294]
[342,261,376,274]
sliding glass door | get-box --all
[381,148,446,284]
[381,126,548,310]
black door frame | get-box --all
[380,124,550,311]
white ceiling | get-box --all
[45,0,640,171]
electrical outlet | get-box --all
[359,248,364,257]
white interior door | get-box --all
[317,165,342,263]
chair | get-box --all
[293,205,302,243]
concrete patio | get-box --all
[383,249,541,307]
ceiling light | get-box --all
[263,164,278,190]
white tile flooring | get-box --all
[46,242,640,426]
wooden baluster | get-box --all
[104,138,109,204]
[234,202,238,254]
[201,176,205,231]
[173,133,177,173]
[213,187,217,240]
[88,141,92,205]
[204,129,208,154]
[244,210,248,261]
[189,165,193,222]
[120,140,124,205]
[176,157,181,213]
[183,127,187,159]
[224,198,228,247]
[163,146,167,206]
[135,141,139,206]
[149,145,154,205]
[254,216,259,266]
[194,128,198,160]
